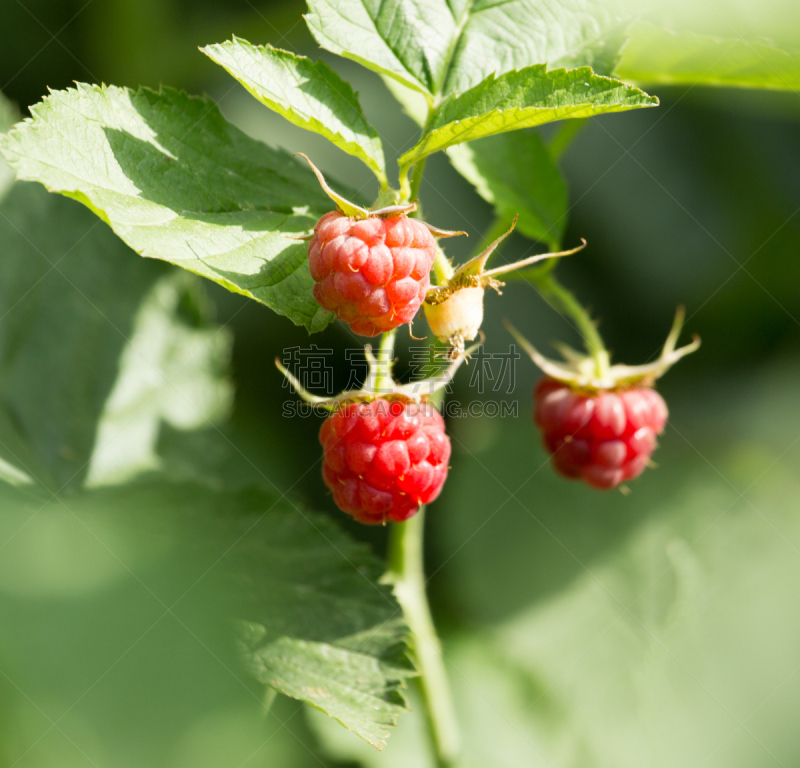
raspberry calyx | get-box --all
[425,218,585,357]
[277,340,480,523]
[508,309,700,489]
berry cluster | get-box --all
[319,398,451,524]
[290,163,697,517]
[309,212,436,337]
[534,377,668,489]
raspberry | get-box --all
[319,398,451,524]
[534,377,668,490]
[308,211,437,336]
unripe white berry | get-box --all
[424,285,485,354]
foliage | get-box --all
[0,171,412,751]
[2,0,800,765]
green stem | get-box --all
[408,157,427,203]
[387,507,460,767]
[528,267,610,378]
[375,330,397,393]
[432,248,455,286]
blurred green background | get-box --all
[3,0,800,766]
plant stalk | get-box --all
[375,330,397,393]
[386,507,461,767]
[432,248,455,285]
[408,157,428,203]
[527,266,610,378]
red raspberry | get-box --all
[308,212,437,336]
[319,398,451,524]
[533,377,668,490]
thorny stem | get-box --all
[473,214,609,377]
[386,498,460,767]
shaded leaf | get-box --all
[0,119,411,752]
[311,432,800,767]
[0,91,18,201]
[0,183,167,491]
[380,75,429,126]
[0,84,335,331]
[447,131,568,247]
[615,22,800,91]
[85,271,233,487]
[0,475,414,752]
[399,66,657,167]
[232,501,415,749]
[202,38,387,181]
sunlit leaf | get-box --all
[447,131,568,248]
[399,66,657,167]
[0,84,336,331]
[202,38,387,181]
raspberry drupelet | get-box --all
[309,212,437,337]
[319,398,451,524]
[534,378,668,490]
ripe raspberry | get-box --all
[534,377,668,490]
[319,398,451,524]
[308,212,437,336]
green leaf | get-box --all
[0,84,336,332]
[306,0,637,100]
[0,178,410,747]
[439,0,634,95]
[447,131,568,248]
[202,38,387,183]
[615,22,800,91]
[234,502,414,749]
[0,476,413,750]
[0,90,19,201]
[85,271,233,487]
[399,65,658,168]
[304,0,461,97]
[0,181,233,493]
[0,182,168,490]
